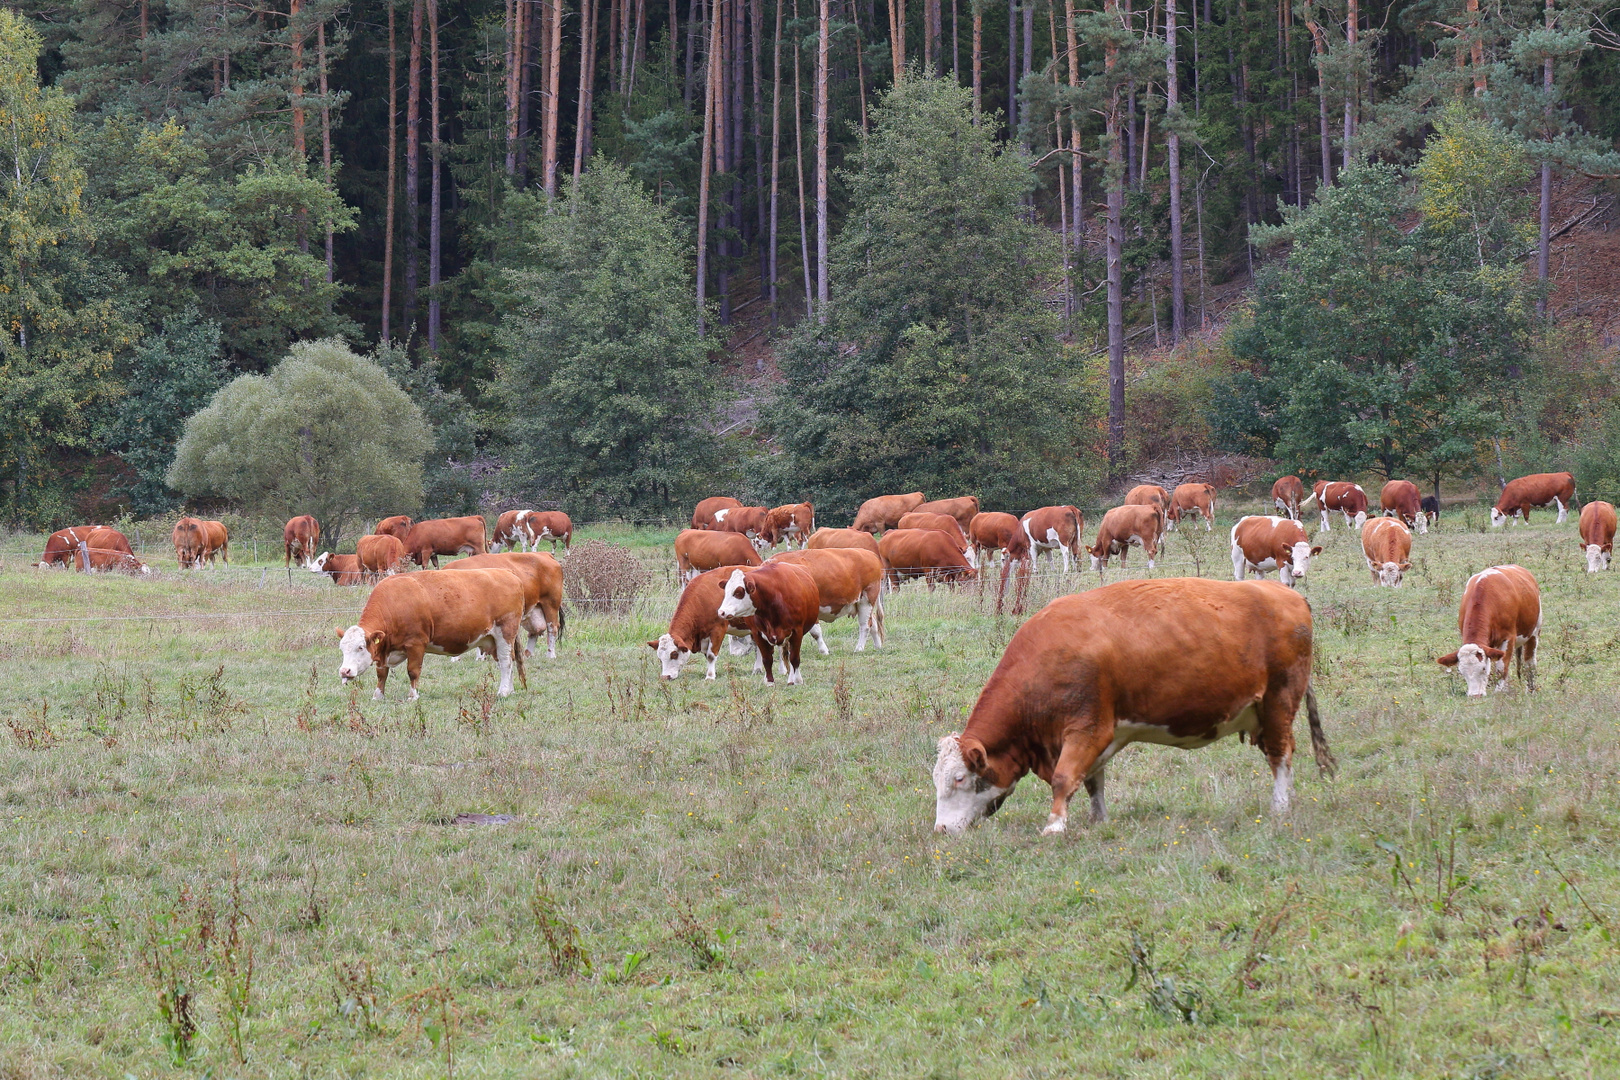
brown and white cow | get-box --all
[710,505,777,550]
[447,551,566,659]
[967,511,1022,567]
[766,503,816,549]
[1088,504,1162,574]
[716,560,823,685]
[770,547,886,651]
[310,552,365,585]
[1492,472,1576,527]
[492,509,573,553]
[81,528,149,574]
[1305,481,1368,531]
[284,515,321,568]
[851,492,926,534]
[912,496,980,531]
[356,534,410,582]
[1579,501,1616,572]
[1271,476,1306,520]
[337,568,529,700]
[805,527,882,557]
[1230,516,1320,588]
[1167,483,1217,532]
[897,511,978,568]
[1437,565,1541,697]
[37,526,100,568]
[996,521,1033,617]
[691,497,744,530]
[648,566,759,679]
[1379,480,1427,534]
[931,578,1335,835]
[374,515,414,540]
[1124,484,1171,531]
[876,528,977,590]
[674,528,763,582]
[1019,506,1084,573]
[1360,517,1412,587]
[402,516,488,567]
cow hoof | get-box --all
[373,689,385,701]
[406,690,419,702]
[1040,816,1067,836]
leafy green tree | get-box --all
[763,75,1094,517]
[491,161,723,517]
[168,339,431,542]
[374,341,480,516]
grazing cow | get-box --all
[356,534,410,581]
[1492,472,1577,527]
[1578,501,1616,572]
[1231,516,1320,588]
[1360,518,1412,587]
[931,578,1335,835]
[765,503,816,548]
[310,552,365,585]
[447,551,566,659]
[374,515,414,540]
[37,526,101,568]
[770,547,886,651]
[1379,480,1428,534]
[692,497,744,530]
[648,566,760,679]
[1421,495,1441,525]
[402,516,488,567]
[912,496,981,531]
[199,521,229,565]
[996,521,1033,617]
[1437,566,1541,697]
[337,568,529,700]
[493,509,573,553]
[1272,476,1306,520]
[1305,481,1368,531]
[804,527,882,557]
[876,528,977,590]
[81,528,149,574]
[1124,485,1171,530]
[898,511,978,568]
[1167,484,1217,532]
[1019,506,1084,573]
[710,505,777,549]
[674,528,763,582]
[284,515,321,568]
[172,517,208,568]
[717,561,823,685]
[968,512,1022,566]
[1088,504,1162,574]
[851,492,926,534]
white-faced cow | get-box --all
[1230,515,1320,588]
[1579,501,1616,572]
[648,566,759,680]
[1360,517,1412,587]
[310,552,365,585]
[1088,504,1162,574]
[1437,566,1541,697]
[1492,472,1576,527]
[716,561,823,685]
[931,578,1335,835]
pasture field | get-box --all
[1,504,1618,1079]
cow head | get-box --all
[309,551,332,573]
[1375,560,1411,587]
[932,734,1016,835]
[1489,507,1509,528]
[717,569,756,619]
[336,625,382,683]
[1279,540,1322,586]
[647,633,693,679]
[1437,643,1505,697]
[1584,543,1611,573]
[1351,511,1368,531]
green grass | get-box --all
[1,502,1618,1078]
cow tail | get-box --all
[1305,686,1337,779]
[556,604,567,643]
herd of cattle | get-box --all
[27,469,1603,833]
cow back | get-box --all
[770,547,882,607]
[675,528,763,571]
[805,527,881,555]
[1580,501,1617,549]
[851,492,926,533]
[692,497,744,529]
[968,512,1020,550]
[878,529,975,576]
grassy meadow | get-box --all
[1,500,1618,1078]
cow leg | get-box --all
[1520,632,1538,691]
[1255,693,1300,812]
[1232,545,1247,581]
[1085,769,1107,823]
[404,648,427,701]
[1145,541,1157,570]
[854,595,872,651]
[1042,729,1110,835]
[375,664,390,700]
[1555,497,1568,524]
[753,631,776,685]
[492,625,517,697]
[872,592,886,648]
[1319,510,1330,532]
[544,604,559,659]
[785,631,804,685]
[810,623,829,655]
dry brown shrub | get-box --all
[562,540,648,616]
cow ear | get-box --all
[370,631,385,646]
[960,738,988,774]
[646,640,659,649]
[1482,646,1506,660]
[1437,652,1460,667]
[1398,561,1411,570]
[334,627,345,639]
[1310,546,1323,556]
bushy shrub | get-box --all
[562,540,649,616]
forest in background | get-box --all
[5,0,1620,526]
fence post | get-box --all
[77,540,91,572]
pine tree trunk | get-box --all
[972,3,982,117]
[575,0,598,179]
[1166,0,1183,341]
[291,0,306,161]
[518,0,537,178]
[1006,0,1016,130]
[383,0,398,342]
[794,0,814,316]
[1065,0,1080,256]
[769,0,783,324]
[952,0,959,77]
[505,0,521,172]
[543,0,564,194]
[752,0,767,289]
[1345,0,1359,144]
[1537,0,1553,314]
[1306,20,1330,185]
[318,18,333,292]
[404,0,424,335]
[716,0,731,325]
[1105,0,1125,484]
[815,0,830,319]
[428,0,442,353]
[698,0,721,333]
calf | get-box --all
[310,552,365,585]
[374,515,414,540]
[1379,480,1427,534]
[674,528,762,581]
[37,526,100,568]
[403,516,488,567]
[1272,476,1305,520]
[911,496,980,531]
[1019,506,1084,573]
[447,551,566,658]
[284,515,321,568]
[1306,481,1368,531]
[804,527,881,557]
[648,566,760,680]
[1231,516,1320,588]
[356,534,410,582]
[1578,501,1616,572]
[1492,472,1576,527]
[1360,517,1412,587]
[1167,483,1216,532]
[765,503,815,548]
[932,578,1334,835]
[1421,495,1441,526]
[337,568,529,700]
[692,496,744,530]
[770,547,886,651]
[851,492,926,533]
[711,505,777,549]
[897,511,977,568]
[717,561,823,685]
[493,509,572,552]
[967,511,1022,567]
[876,528,977,590]
[1437,566,1541,696]
[1088,504,1162,574]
